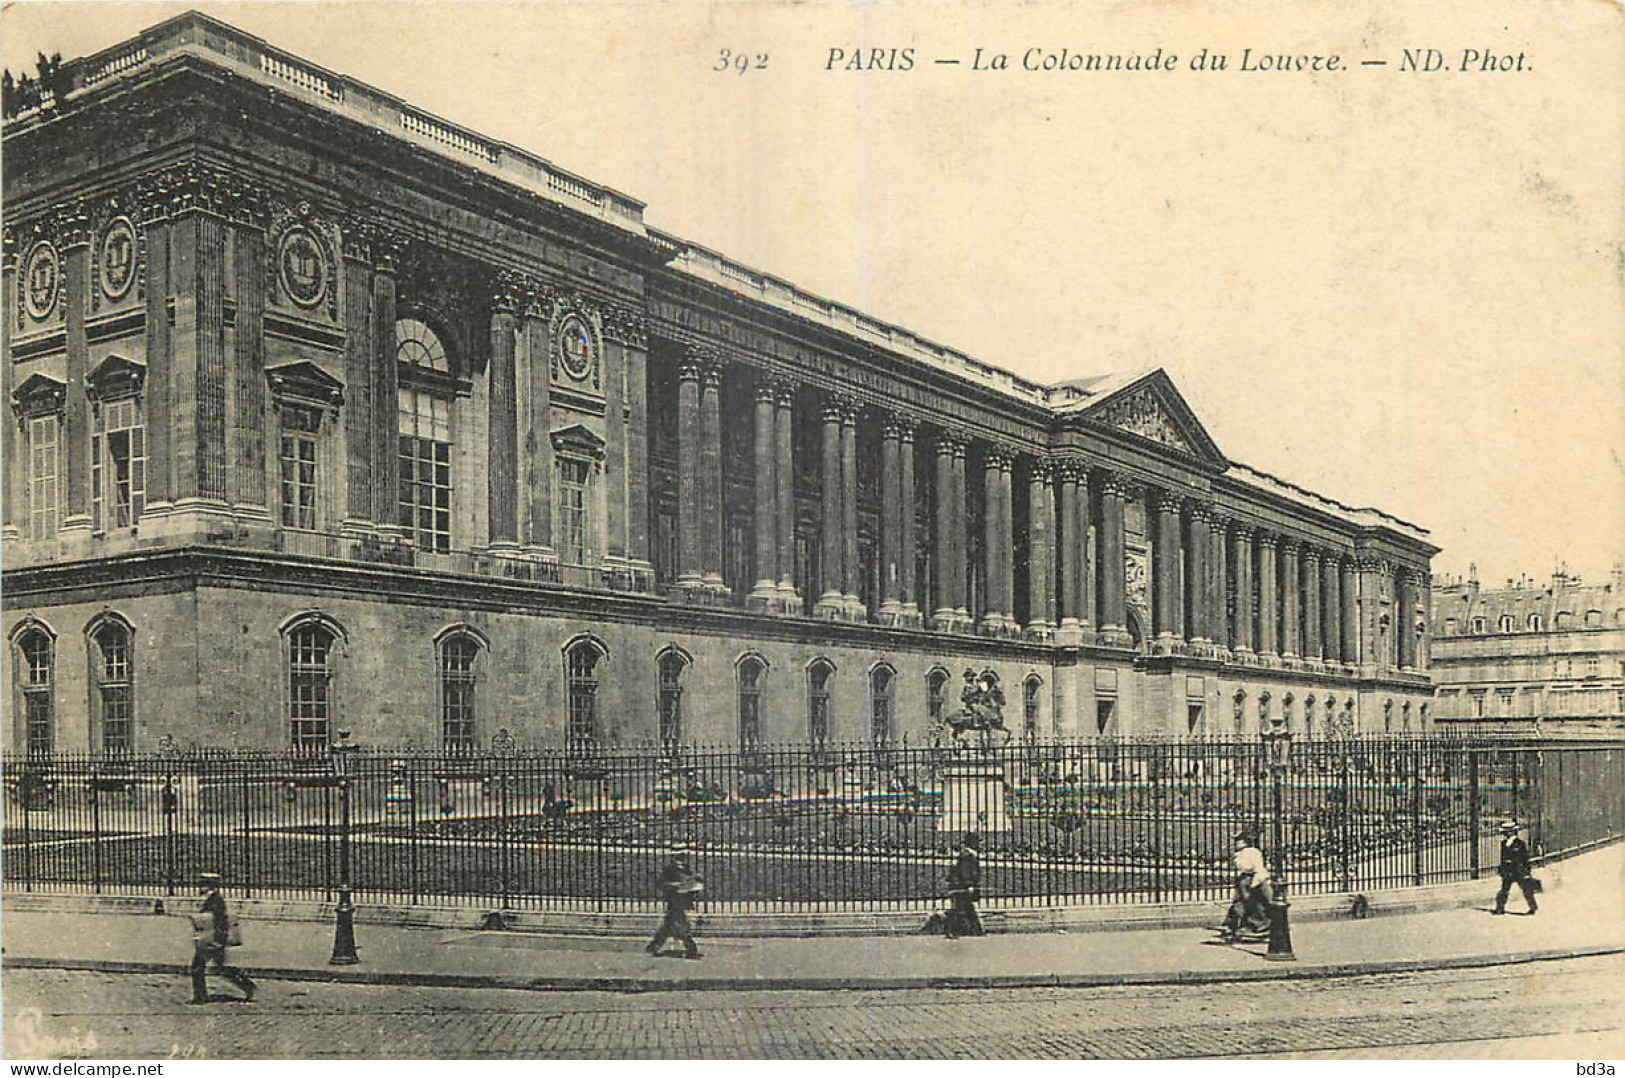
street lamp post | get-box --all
[329,730,360,965]
[1262,715,1296,961]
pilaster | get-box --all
[487,279,520,549]
[674,352,705,597]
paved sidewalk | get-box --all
[4,842,1621,993]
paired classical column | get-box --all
[1153,492,1183,646]
[1302,547,1323,662]
[699,359,725,595]
[1186,502,1210,645]
[878,414,921,626]
[1321,552,1343,664]
[951,440,969,622]
[1055,462,1083,642]
[1339,556,1359,667]
[773,382,798,606]
[816,399,846,618]
[981,446,1015,632]
[748,377,780,609]
[1026,460,1055,639]
[1098,475,1129,642]
[1255,528,1277,658]
[1279,537,1301,660]
[674,355,704,593]
[897,420,918,622]
[839,401,861,615]
[1210,513,1231,650]
[1398,565,1419,671]
[932,433,958,625]
[486,282,519,548]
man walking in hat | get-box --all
[188,872,255,1003]
[646,844,704,958]
[1493,819,1538,915]
[944,832,985,939]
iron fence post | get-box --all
[90,777,103,894]
[241,768,254,899]
[1410,743,1423,887]
[162,768,176,897]
[1468,748,1481,880]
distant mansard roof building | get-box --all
[1430,565,1625,735]
[2,13,1437,754]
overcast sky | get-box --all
[5,0,1622,587]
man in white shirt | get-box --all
[1219,830,1274,941]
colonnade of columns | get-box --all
[646,345,1426,672]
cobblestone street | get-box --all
[6,954,1622,1059]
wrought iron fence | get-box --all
[3,737,1621,913]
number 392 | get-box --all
[715,48,768,74]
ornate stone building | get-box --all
[2,14,1437,755]
[1430,565,1625,735]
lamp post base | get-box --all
[1264,897,1295,961]
[329,886,359,965]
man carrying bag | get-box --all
[187,871,256,1004]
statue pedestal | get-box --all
[938,759,1008,836]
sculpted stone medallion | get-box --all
[99,217,138,301]
[23,242,60,321]
[278,226,328,309]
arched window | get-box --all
[439,633,481,753]
[870,664,896,748]
[287,619,339,753]
[1402,701,1413,732]
[1443,617,1458,635]
[1528,613,1544,632]
[1554,611,1573,631]
[1585,609,1603,628]
[1233,688,1247,736]
[1304,694,1316,740]
[1498,614,1514,633]
[565,638,605,748]
[807,659,833,748]
[1470,616,1486,634]
[926,667,949,728]
[397,317,455,553]
[657,649,688,749]
[1257,692,1270,734]
[1383,698,1394,733]
[1023,675,1043,740]
[396,318,449,372]
[15,626,55,756]
[738,654,766,750]
[89,617,134,754]
[1323,696,1334,738]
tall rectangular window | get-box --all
[91,398,145,531]
[398,388,452,553]
[279,405,321,531]
[28,416,59,540]
[556,458,591,566]
[20,632,53,756]
[441,638,477,752]
[94,624,134,754]
[289,626,333,752]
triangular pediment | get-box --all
[266,361,345,409]
[86,354,147,397]
[1073,369,1226,466]
[11,372,67,416]
[550,423,606,460]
